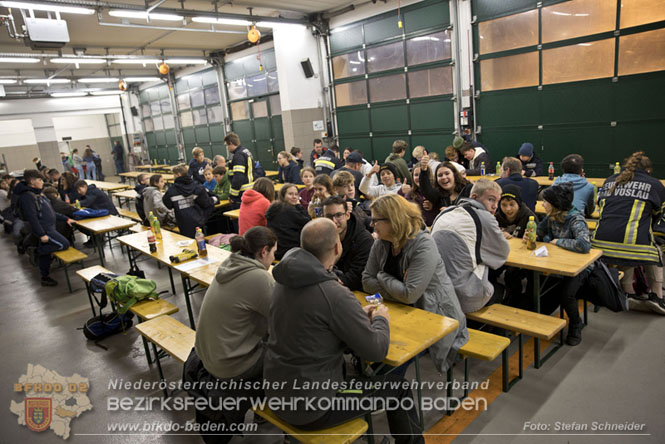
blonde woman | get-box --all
[277,151,302,184]
[362,194,467,373]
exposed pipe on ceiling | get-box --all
[96,17,247,34]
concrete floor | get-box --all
[2,184,664,443]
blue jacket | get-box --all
[496,173,539,211]
[15,181,67,237]
[163,175,216,238]
[553,174,595,217]
[278,161,303,184]
[80,184,118,215]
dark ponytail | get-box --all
[610,151,652,194]
[230,226,277,259]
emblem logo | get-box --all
[25,398,52,432]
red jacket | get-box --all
[239,189,271,235]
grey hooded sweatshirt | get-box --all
[142,186,176,227]
[362,230,468,372]
[264,248,390,426]
[431,198,510,313]
[195,253,274,379]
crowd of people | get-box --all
[4,132,665,442]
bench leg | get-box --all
[502,334,524,393]
[137,318,153,365]
[463,358,469,399]
[584,298,589,325]
[364,413,375,444]
[63,263,72,293]
[446,367,453,416]
[150,341,168,397]
[415,354,424,431]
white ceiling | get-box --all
[0,0,357,96]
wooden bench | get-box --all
[53,247,88,293]
[135,315,195,396]
[253,407,368,444]
[446,329,514,415]
[117,208,143,223]
[467,304,567,371]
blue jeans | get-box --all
[85,163,97,180]
[114,159,125,175]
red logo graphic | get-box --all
[25,398,52,432]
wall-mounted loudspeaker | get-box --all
[130,106,139,117]
[301,58,314,78]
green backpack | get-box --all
[105,275,160,314]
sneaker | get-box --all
[41,276,58,287]
[645,293,665,315]
[627,293,650,312]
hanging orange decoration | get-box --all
[158,62,170,75]
[118,80,127,91]
[247,25,261,44]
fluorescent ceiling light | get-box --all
[111,59,161,65]
[0,57,40,63]
[24,78,71,84]
[166,58,208,65]
[123,77,162,82]
[0,1,94,14]
[90,90,124,96]
[50,58,106,64]
[0,79,17,84]
[6,90,27,94]
[50,91,87,97]
[256,21,303,28]
[77,77,119,83]
[192,16,250,26]
[109,10,182,21]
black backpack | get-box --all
[82,312,134,342]
[583,261,629,312]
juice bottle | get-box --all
[195,227,207,258]
[526,216,537,250]
[75,200,81,209]
[614,162,621,174]
[496,161,501,176]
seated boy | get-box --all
[431,179,510,313]
[16,170,72,286]
[460,142,493,176]
[134,173,150,222]
[517,142,543,177]
[43,186,76,242]
[212,166,230,201]
[202,166,217,193]
[553,154,595,217]
[496,156,539,211]
[332,170,369,223]
[322,195,373,290]
[163,164,217,238]
[75,180,118,215]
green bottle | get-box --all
[75,200,81,209]
[496,161,501,176]
[614,162,621,174]
[526,216,537,250]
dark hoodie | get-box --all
[335,213,374,291]
[134,183,148,223]
[188,158,210,184]
[264,248,390,425]
[15,181,67,237]
[265,202,310,259]
[163,175,215,238]
[496,202,537,239]
[79,184,118,215]
[278,160,303,184]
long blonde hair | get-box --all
[610,151,652,194]
[370,194,424,250]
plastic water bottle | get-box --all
[195,227,207,258]
[526,216,537,251]
[480,162,486,176]
[548,162,554,180]
[614,162,621,174]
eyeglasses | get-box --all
[324,212,346,221]
[369,217,388,225]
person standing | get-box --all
[224,132,255,208]
[71,149,83,178]
[112,140,125,178]
[83,147,97,181]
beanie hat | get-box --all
[500,184,523,207]
[542,182,574,211]
[452,135,464,149]
[379,162,401,182]
[519,142,534,157]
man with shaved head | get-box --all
[264,219,424,442]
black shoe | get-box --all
[41,276,58,287]
[627,293,650,312]
[645,293,665,315]
[83,240,94,248]
[566,320,583,346]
